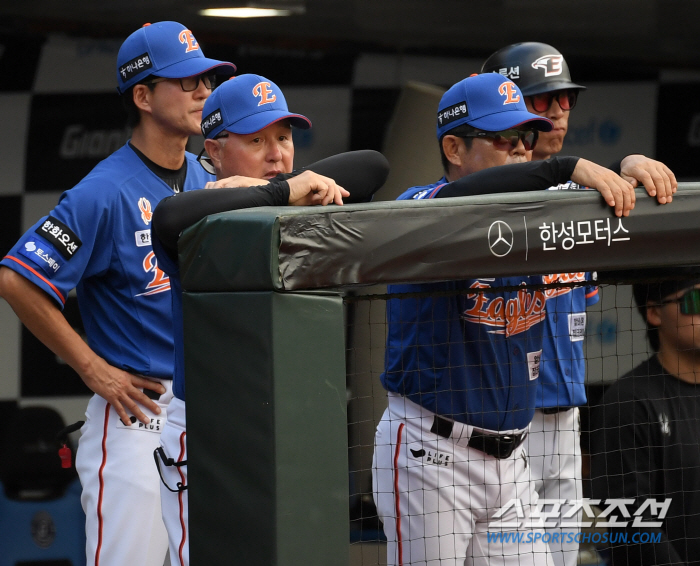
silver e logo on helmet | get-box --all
[531,55,564,77]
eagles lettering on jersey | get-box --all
[382,173,549,430]
[542,272,587,299]
[462,280,547,337]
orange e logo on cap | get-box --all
[252,82,277,106]
[498,81,520,105]
[178,30,199,53]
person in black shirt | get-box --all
[591,269,700,565]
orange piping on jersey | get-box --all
[2,255,66,304]
[585,288,599,299]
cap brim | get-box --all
[155,58,236,79]
[469,111,553,132]
[227,112,312,135]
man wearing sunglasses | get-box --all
[0,21,234,566]
[372,72,643,566]
[481,42,679,566]
[590,269,700,566]
[481,42,676,204]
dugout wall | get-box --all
[181,184,700,565]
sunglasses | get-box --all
[661,288,700,315]
[458,129,539,151]
[527,90,578,113]
[144,73,217,93]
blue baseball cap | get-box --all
[201,74,311,139]
[116,21,236,94]
[436,73,553,139]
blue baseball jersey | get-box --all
[537,182,599,408]
[151,236,187,399]
[380,179,547,431]
[538,274,599,408]
[1,144,213,379]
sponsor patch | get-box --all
[119,52,153,82]
[116,413,166,433]
[568,313,587,342]
[408,443,452,467]
[201,108,223,137]
[437,101,468,127]
[527,350,542,380]
[35,216,82,260]
[496,65,521,80]
[135,229,152,247]
[18,240,63,278]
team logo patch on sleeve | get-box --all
[34,216,82,260]
[18,240,64,277]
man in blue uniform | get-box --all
[371,72,645,566]
[150,74,388,566]
[0,21,234,566]
[481,43,677,566]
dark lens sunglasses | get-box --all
[661,288,700,315]
[145,73,217,93]
[458,129,539,151]
[528,90,578,113]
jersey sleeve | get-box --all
[435,156,580,198]
[152,179,291,262]
[299,150,390,203]
[1,184,114,308]
[585,273,600,307]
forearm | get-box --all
[300,150,390,203]
[153,180,290,258]
[437,156,580,198]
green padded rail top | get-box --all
[179,183,700,293]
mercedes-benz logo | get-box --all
[488,221,514,257]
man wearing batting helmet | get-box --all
[0,21,235,566]
[371,71,648,566]
[482,42,677,566]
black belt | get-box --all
[540,406,573,415]
[430,415,527,459]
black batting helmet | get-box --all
[481,42,586,96]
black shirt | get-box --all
[129,142,187,193]
[590,355,700,565]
